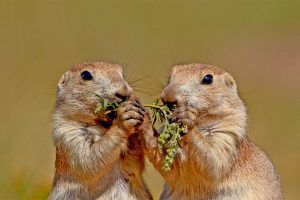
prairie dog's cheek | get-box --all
[180,82,198,94]
[70,89,81,98]
[189,96,200,107]
[179,83,199,102]
[94,78,113,96]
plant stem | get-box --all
[144,104,170,125]
[144,104,163,109]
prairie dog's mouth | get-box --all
[110,93,130,104]
[94,92,121,104]
[163,101,177,111]
[114,97,127,104]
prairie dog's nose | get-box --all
[160,84,178,107]
[115,84,132,102]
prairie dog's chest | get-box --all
[95,178,138,200]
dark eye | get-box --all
[202,74,213,84]
[81,71,93,81]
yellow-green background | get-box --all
[0,0,299,199]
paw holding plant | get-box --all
[95,96,188,171]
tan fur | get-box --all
[49,62,152,200]
[141,64,282,200]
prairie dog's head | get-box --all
[56,62,132,124]
[161,64,244,117]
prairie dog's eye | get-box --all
[81,71,93,81]
[202,74,213,84]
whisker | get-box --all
[127,75,149,85]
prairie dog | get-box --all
[48,62,152,200]
[141,64,282,200]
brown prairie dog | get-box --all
[141,64,283,200]
[48,62,152,200]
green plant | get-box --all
[94,94,120,115]
[144,99,187,171]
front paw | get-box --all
[117,98,145,135]
[172,105,198,129]
[137,110,154,134]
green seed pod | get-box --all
[143,98,188,171]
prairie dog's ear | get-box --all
[57,72,69,92]
[223,73,237,90]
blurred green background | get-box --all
[0,0,299,199]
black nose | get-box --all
[115,93,128,102]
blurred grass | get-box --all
[0,173,50,200]
[0,0,299,199]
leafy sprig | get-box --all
[94,94,120,115]
[144,99,187,171]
